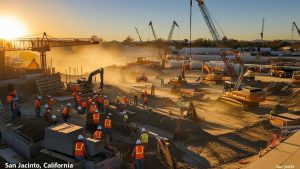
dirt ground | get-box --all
[0,64,298,169]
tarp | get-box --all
[26,59,39,70]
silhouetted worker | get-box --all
[160,76,164,87]
[133,94,138,106]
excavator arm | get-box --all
[84,68,104,90]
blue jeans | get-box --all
[136,158,144,169]
[75,156,86,161]
[35,108,41,117]
[12,109,17,121]
[105,128,112,142]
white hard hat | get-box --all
[108,113,112,116]
[38,96,42,99]
[142,128,146,132]
[67,103,71,107]
[44,104,49,109]
[136,139,141,144]
[78,135,84,140]
[97,126,102,130]
[14,98,19,101]
[78,92,82,95]
[52,115,56,119]
[77,106,82,110]
[106,116,110,119]
[95,109,99,113]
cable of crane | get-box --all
[14,33,46,39]
[207,8,227,39]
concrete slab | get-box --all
[84,138,105,157]
[246,131,300,169]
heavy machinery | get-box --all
[167,21,179,42]
[149,21,157,41]
[202,64,223,81]
[136,73,148,83]
[270,66,300,78]
[292,22,300,38]
[135,27,142,43]
[195,0,266,108]
[292,71,300,84]
[67,68,104,92]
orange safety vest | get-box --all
[47,99,54,106]
[7,95,13,103]
[89,104,97,113]
[93,130,102,140]
[81,101,87,108]
[104,99,109,107]
[76,95,81,104]
[144,97,148,103]
[123,97,129,104]
[92,113,100,124]
[104,119,112,128]
[35,100,41,108]
[12,90,17,97]
[63,107,70,115]
[74,142,85,157]
[97,97,103,104]
[135,145,144,159]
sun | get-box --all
[0,16,27,40]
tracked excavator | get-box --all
[67,68,104,93]
[202,64,223,82]
[195,0,266,108]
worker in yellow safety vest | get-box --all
[93,126,103,140]
[74,135,86,161]
[132,139,144,169]
[140,128,149,149]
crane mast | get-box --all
[167,21,179,42]
[292,22,300,37]
[261,18,265,41]
[135,27,142,42]
[149,21,157,41]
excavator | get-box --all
[195,0,266,108]
[202,64,223,82]
[67,68,104,93]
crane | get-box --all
[167,21,179,42]
[149,21,157,41]
[261,18,265,41]
[292,22,300,38]
[135,27,142,43]
[0,32,98,74]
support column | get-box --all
[0,51,5,72]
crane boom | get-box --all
[149,21,157,41]
[135,27,142,43]
[293,22,300,37]
[0,32,98,74]
[195,0,221,41]
[167,21,179,42]
[261,18,265,41]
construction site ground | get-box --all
[1,65,299,168]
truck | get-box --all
[292,71,300,84]
[269,66,300,78]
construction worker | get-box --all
[160,76,164,87]
[92,109,100,130]
[73,90,78,108]
[140,128,149,149]
[89,102,97,114]
[74,135,86,161]
[151,83,155,96]
[12,88,17,98]
[35,96,42,117]
[47,96,55,110]
[12,98,21,121]
[87,97,93,104]
[103,96,109,115]
[77,106,83,114]
[44,105,51,122]
[123,112,129,129]
[104,115,112,143]
[96,95,103,112]
[93,125,103,140]
[6,93,13,114]
[63,103,71,122]
[81,100,87,114]
[51,115,58,125]
[123,95,129,107]
[75,92,81,109]
[132,140,144,169]
[143,96,149,108]
[133,93,138,106]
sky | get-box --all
[0,0,299,41]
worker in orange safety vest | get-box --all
[35,96,42,117]
[92,109,100,130]
[103,96,109,115]
[143,96,149,108]
[74,135,86,161]
[89,102,97,114]
[104,115,112,143]
[93,125,103,140]
[123,95,129,106]
[132,139,144,169]
[7,93,13,113]
[81,100,87,114]
[63,103,71,122]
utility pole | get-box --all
[189,0,192,60]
